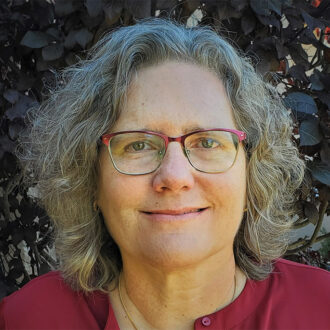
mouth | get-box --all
[141,207,209,222]
[142,207,208,215]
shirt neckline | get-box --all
[104,272,271,330]
[194,272,271,328]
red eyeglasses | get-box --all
[101,128,246,175]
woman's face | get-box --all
[97,61,247,270]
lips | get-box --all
[141,207,209,223]
[142,207,208,215]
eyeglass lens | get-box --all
[108,131,239,175]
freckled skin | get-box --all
[97,61,247,271]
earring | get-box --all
[243,207,248,212]
[93,201,99,212]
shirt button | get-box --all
[201,316,211,326]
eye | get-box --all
[196,138,221,149]
[202,138,216,148]
[125,141,154,152]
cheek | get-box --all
[200,171,245,205]
[97,164,148,235]
[97,150,142,211]
[198,169,246,236]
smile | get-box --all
[141,207,209,222]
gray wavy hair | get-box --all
[19,17,305,292]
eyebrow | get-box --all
[140,125,207,135]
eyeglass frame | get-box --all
[101,128,247,175]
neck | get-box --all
[113,251,245,330]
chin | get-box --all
[138,234,218,270]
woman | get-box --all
[1,18,329,329]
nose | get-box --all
[152,142,195,193]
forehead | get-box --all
[112,61,236,135]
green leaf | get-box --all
[20,31,52,48]
[64,30,77,49]
[284,92,317,120]
[241,14,256,35]
[85,0,103,17]
[126,0,151,18]
[0,136,15,158]
[42,43,64,61]
[3,89,20,104]
[231,0,248,11]
[289,44,309,70]
[250,0,282,16]
[24,228,37,244]
[301,11,325,30]
[308,161,330,186]
[303,202,319,225]
[5,95,37,121]
[104,1,123,25]
[55,0,76,16]
[288,64,308,82]
[299,118,322,146]
[74,28,93,49]
[310,72,324,91]
[11,231,24,245]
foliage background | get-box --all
[0,0,330,299]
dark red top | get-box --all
[1,258,329,329]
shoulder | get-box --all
[272,258,330,282]
[1,271,77,307]
[0,271,92,329]
[268,258,330,303]
[229,259,330,329]
[15,270,68,290]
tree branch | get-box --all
[287,26,307,44]
[40,249,57,268]
[287,232,330,250]
[292,219,310,229]
[286,201,329,254]
[3,172,23,221]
